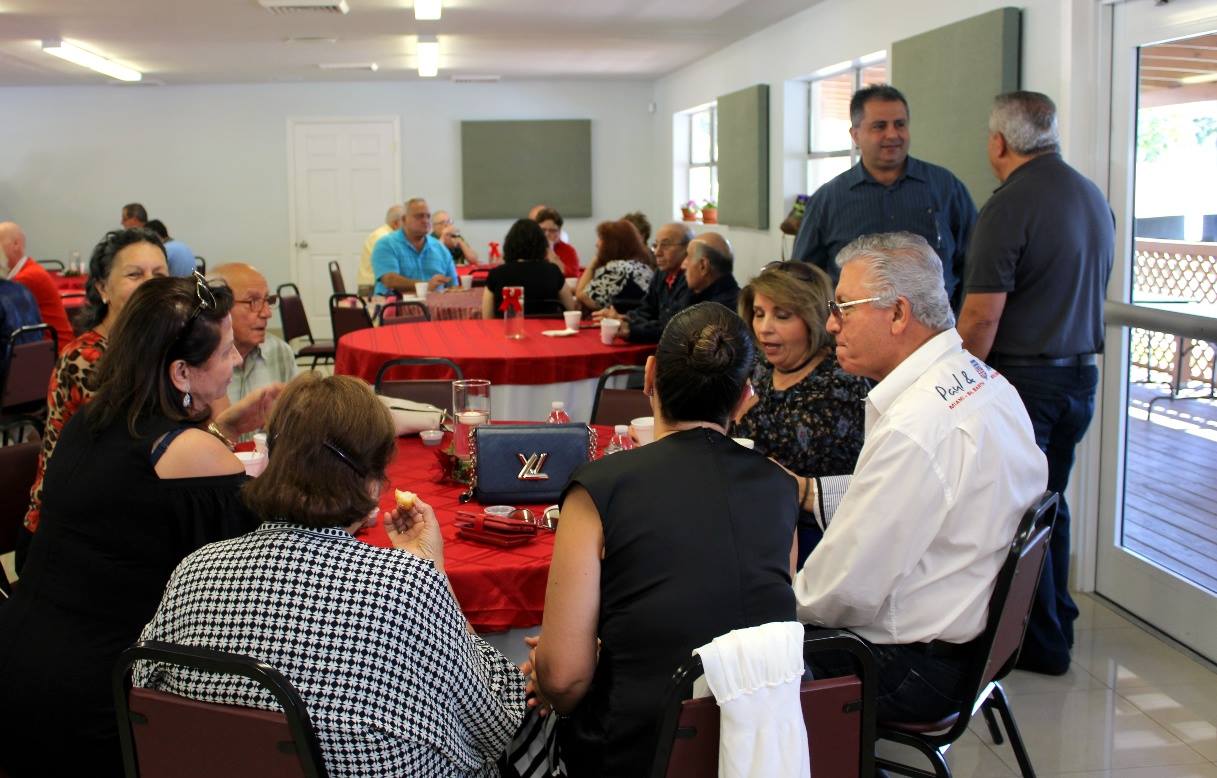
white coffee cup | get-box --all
[600,317,621,345]
[732,437,755,450]
[564,310,582,331]
[414,281,429,300]
[460,274,474,290]
[235,450,269,477]
[631,416,655,445]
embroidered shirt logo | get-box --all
[516,452,550,481]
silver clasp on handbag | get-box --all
[517,452,550,481]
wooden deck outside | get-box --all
[1124,381,1217,593]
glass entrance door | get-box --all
[1099,0,1217,661]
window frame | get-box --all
[805,53,887,189]
[687,104,718,205]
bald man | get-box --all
[359,204,405,290]
[0,221,74,350]
[681,231,741,310]
[432,209,479,264]
[210,263,298,415]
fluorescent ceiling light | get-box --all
[318,62,379,71]
[417,36,439,78]
[42,39,141,82]
[414,0,441,21]
[1180,72,1217,85]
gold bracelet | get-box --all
[207,421,236,451]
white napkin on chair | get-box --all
[693,621,811,778]
[376,395,444,437]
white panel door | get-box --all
[289,118,400,334]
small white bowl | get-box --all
[483,505,515,517]
[419,429,444,446]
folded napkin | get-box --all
[693,621,810,778]
[540,328,578,337]
[376,395,445,437]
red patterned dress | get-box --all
[23,330,107,534]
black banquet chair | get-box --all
[113,640,328,778]
[874,491,1060,778]
[590,365,649,427]
[373,357,464,414]
[276,283,335,369]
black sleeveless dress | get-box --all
[557,427,798,777]
[0,408,259,777]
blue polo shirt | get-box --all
[792,156,977,306]
[370,231,458,295]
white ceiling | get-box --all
[0,0,818,86]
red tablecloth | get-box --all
[336,318,654,385]
[51,272,87,292]
[357,427,610,631]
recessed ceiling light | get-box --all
[417,35,439,78]
[415,0,442,21]
[41,39,141,82]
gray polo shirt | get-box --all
[964,153,1114,358]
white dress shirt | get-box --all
[794,329,1047,645]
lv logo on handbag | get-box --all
[517,452,550,481]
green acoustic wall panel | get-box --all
[717,84,769,230]
[891,7,1020,208]
[461,119,592,219]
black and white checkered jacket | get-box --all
[133,522,527,777]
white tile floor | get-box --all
[876,593,1217,777]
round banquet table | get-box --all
[356,426,611,632]
[420,287,483,321]
[335,318,655,421]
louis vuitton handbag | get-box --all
[464,423,598,505]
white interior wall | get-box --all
[649,0,1085,285]
[0,79,655,288]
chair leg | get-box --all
[988,685,1036,778]
[981,702,1005,745]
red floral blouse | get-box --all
[23,330,107,534]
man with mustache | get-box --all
[792,84,977,309]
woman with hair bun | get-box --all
[17,228,169,567]
[530,302,799,777]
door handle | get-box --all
[296,240,309,249]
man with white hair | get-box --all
[791,232,1047,723]
[431,210,480,265]
[957,91,1114,675]
[371,198,458,295]
[358,204,404,290]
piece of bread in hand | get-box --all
[394,489,416,510]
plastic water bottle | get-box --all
[546,401,571,424]
[602,425,634,456]
[70,250,82,274]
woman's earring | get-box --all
[182,391,191,409]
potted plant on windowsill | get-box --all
[680,200,700,222]
[701,200,718,224]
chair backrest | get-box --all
[590,365,649,426]
[0,441,39,557]
[377,300,430,326]
[918,490,1059,745]
[194,256,207,275]
[114,640,328,778]
[276,283,315,344]
[327,261,346,296]
[37,258,65,272]
[2,324,58,411]
[373,357,464,413]
[328,294,372,343]
[978,491,1059,688]
[650,626,876,778]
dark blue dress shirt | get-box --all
[791,157,977,306]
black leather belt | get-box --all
[907,639,977,660]
[988,352,1098,368]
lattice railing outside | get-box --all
[1132,239,1217,387]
